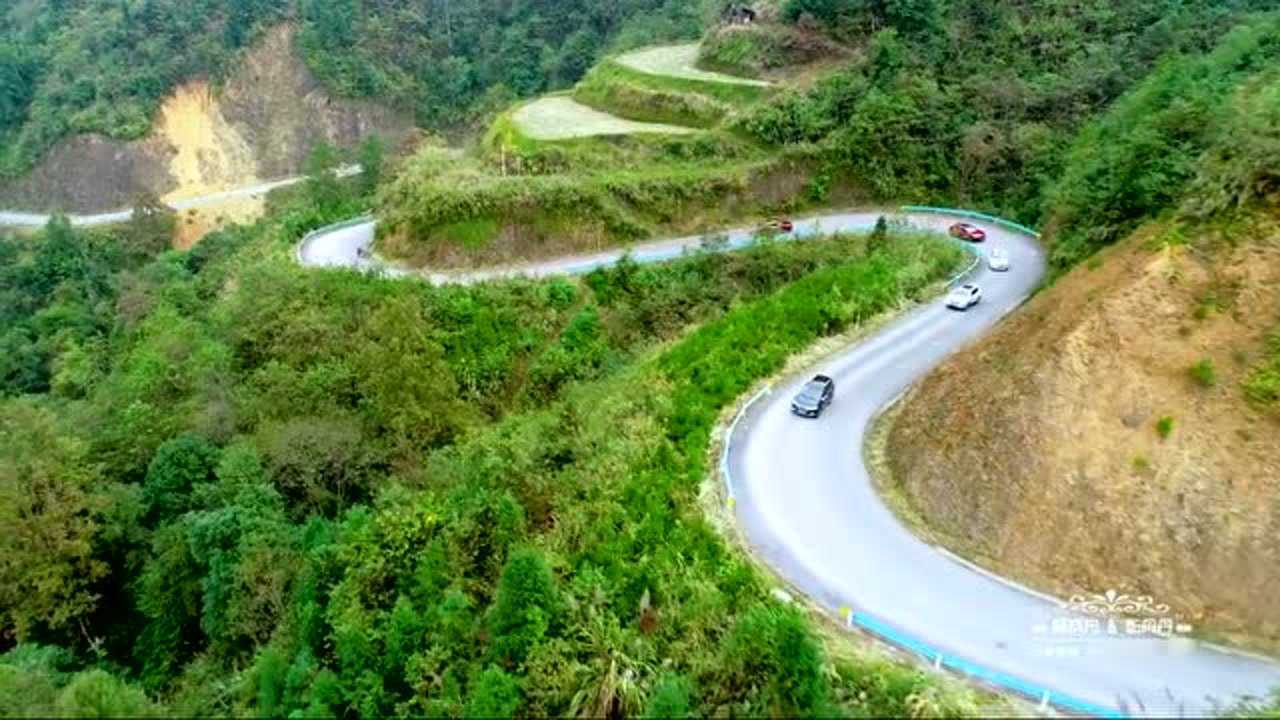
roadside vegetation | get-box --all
[572,60,756,129]
[375,123,850,269]
[699,19,846,78]
[0,155,976,713]
[1245,333,1280,411]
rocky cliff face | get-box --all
[219,25,414,181]
[0,25,414,214]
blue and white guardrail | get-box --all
[850,611,1124,718]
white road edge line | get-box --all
[721,385,772,502]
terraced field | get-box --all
[509,44,769,141]
[617,43,773,87]
[510,96,697,140]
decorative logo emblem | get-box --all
[1034,589,1193,649]
[1065,590,1171,618]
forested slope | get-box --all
[0,0,717,180]
[0,163,986,714]
[737,0,1274,260]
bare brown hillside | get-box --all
[887,212,1280,651]
[0,25,414,215]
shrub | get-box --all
[142,434,220,523]
[55,670,158,717]
[1189,358,1217,388]
[1243,333,1280,409]
[721,605,827,716]
[466,666,522,718]
[644,674,695,718]
[487,549,561,666]
[1156,416,1176,440]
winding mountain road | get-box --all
[302,210,1280,716]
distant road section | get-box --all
[616,43,773,86]
[299,211,930,285]
[0,167,359,229]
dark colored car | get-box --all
[949,222,987,242]
[791,374,835,418]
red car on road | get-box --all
[949,222,987,242]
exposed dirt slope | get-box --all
[887,212,1280,651]
[0,25,413,215]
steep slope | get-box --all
[886,212,1280,651]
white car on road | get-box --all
[946,283,982,310]
[987,249,1011,272]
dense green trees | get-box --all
[0,401,106,641]
[1045,15,1280,267]
[0,0,289,176]
[0,0,715,176]
[784,0,943,39]
[0,183,977,714]
[742,0,1279,268]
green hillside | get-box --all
[2,0,1280,716]
[0,0,717,178]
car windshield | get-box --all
[797,383,824,401]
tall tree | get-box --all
[0,400,106,642]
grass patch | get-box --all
[438,218,500,248]
[573,62,734,129]
[597,55,771,107]
[1243,332,1280,410]
[698,24,843,78]
[615,44,773,93]
[376,142,835,267]
[1189,357,1218,388]
[383,160,769,242]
